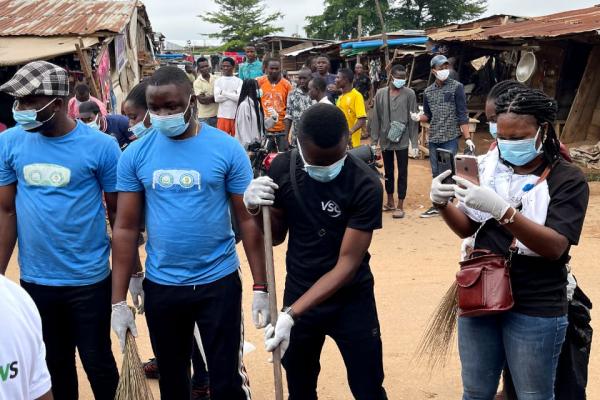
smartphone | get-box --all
[455,155,480,185]
[436,149,455,184]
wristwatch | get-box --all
[282,306,296,321]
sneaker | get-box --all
[142,358,160,380]
[420,206,440,218]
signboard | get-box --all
[115,32,127,73]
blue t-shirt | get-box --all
[117,124,253,285]
[0,121,121,286]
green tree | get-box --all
[304,0,486,39]
[199,0,283,50]
[394,0,487,29]
[305,0,396,40]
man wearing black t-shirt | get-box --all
[243,103,386,399]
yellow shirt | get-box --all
[193,74,219,118]
[336,88,366,147]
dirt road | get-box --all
[5,157,600,399]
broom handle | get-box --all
[262,206,284,400]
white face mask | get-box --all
[435,69,450,81]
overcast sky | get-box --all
[142,0,600,44]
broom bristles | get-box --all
[115,331,154,400]
[412,281,459,371]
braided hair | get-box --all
[488,80,525,102]
[236,79,264,135]
[495,86,561,165]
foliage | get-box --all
[199,0,283,51]
[304,0,486,39]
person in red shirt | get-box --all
[257,58,292,151]
[67,84,107,119]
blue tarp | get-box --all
[155,53,186,59]
[340,37,428,49]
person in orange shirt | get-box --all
[257,59,292,151]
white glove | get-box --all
[264,311,294,358]
[410,147,420,158]
[252,291,270,328]
[410,111,423,122]
[128,275,145,314]
[243,176,279,209]
[430,170,455,205]
[268,107,278,121]
[111,301,138,353]
[465,139,475,153]
[453,176,510,220]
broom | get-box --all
[115,321,154,400]
[413,281,459,371]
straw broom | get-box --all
[115,329,154,400]
[413,281,459,371]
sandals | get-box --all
[382,204,395,212]
[393,209,406,219]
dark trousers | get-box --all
[144,271,251,400]
[21,276,119,400]
[382,148,409,199]
[282,282,387,400]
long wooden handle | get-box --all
[262,207,284,400]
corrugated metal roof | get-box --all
[483,5,600,40]
[0,0,136,37]
[431,6,600,42]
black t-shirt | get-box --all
[473,160,589,317]
[268,151,383,301]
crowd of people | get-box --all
[0,42,590,400]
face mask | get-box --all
[435,69,450,81]
[298,142,346,182]
[86,115,99,130]
[149,96,192,138]
[12,98,57,131]
[497,127,543,166]
[128,111,151,139]
[392,79,406,89]
[488,122,497,139]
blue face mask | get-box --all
[128,111,151,139]
[497,127,543,166]
[392,79,406,89]
[86,115,100,130]
[488,122,497,138]
[12,98,57,131]
[298,142,346,182]
[149,96,192,138]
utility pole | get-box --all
[374,0,390,74]
[357,15,363,65]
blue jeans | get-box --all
[458,311,568,400]
[199,116,217,127]
[428,138,459,177]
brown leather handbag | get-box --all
[456,248,514,317]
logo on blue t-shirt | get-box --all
[152,169,201,191]
[23,163,71,187]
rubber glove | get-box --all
[129,275,145,314]
[264,312,294,358]
[410,111,423,122]
[243,176,279,210]
[465,139,476,154]
[111,301,138,353]
[454,176,510,220]
[252,291,270,328]
[430,170,455,205]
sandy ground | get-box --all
[5,156,600,399]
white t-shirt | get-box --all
[214,76,243,119]
[0,275,51,399]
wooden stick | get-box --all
[262,207,284,400]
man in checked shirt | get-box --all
[412,54,474,218]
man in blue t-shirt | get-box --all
[111,66,268,400]
[0,61,120,400]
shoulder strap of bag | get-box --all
[387,87,391,125]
